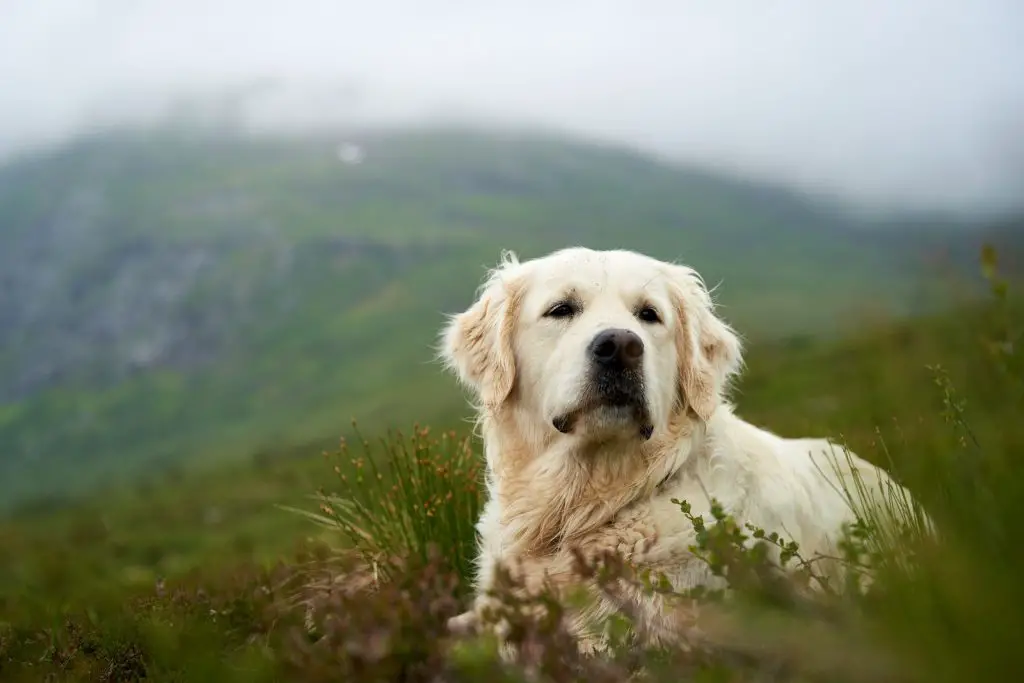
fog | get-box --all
[2,0,1023,212]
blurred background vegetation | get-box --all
[2,125,1020,512]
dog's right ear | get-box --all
[438,251,524,411]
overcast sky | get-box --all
[2,0,1023,212]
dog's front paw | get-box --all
[447,591,572,664]
[447,609,480,637]
[446,594,510,639]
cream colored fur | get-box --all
[438,246,921,651]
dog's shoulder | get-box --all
[652,413,869,551]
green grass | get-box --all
[283,423,484,590]
[0,249,1020,681]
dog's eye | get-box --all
[637,306,661,324]
[545,302,577,319]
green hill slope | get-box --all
[0,124,992,509]
[4,289,1019,604]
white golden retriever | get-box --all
[439,246,922,650]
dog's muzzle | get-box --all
[552,328,654,439]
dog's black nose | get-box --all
[589,328,644,371]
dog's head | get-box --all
[440,247,743,447]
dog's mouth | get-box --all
[552,368,653,440]
[552,394,654,441]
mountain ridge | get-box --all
[0,123,1011,510]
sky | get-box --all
[2,0,1023,213]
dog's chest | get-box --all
[602,470,757,579]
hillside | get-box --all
[0,124,1002,510]
[2,292,1017,596]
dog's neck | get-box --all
[482,404,738,556]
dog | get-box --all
[438,246,926,652]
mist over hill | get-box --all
[0,123,1015,510]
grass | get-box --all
[0,247,1020,681]
[283,423,484,589]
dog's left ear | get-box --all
[664,264,743,422]
[438,252,525,411]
